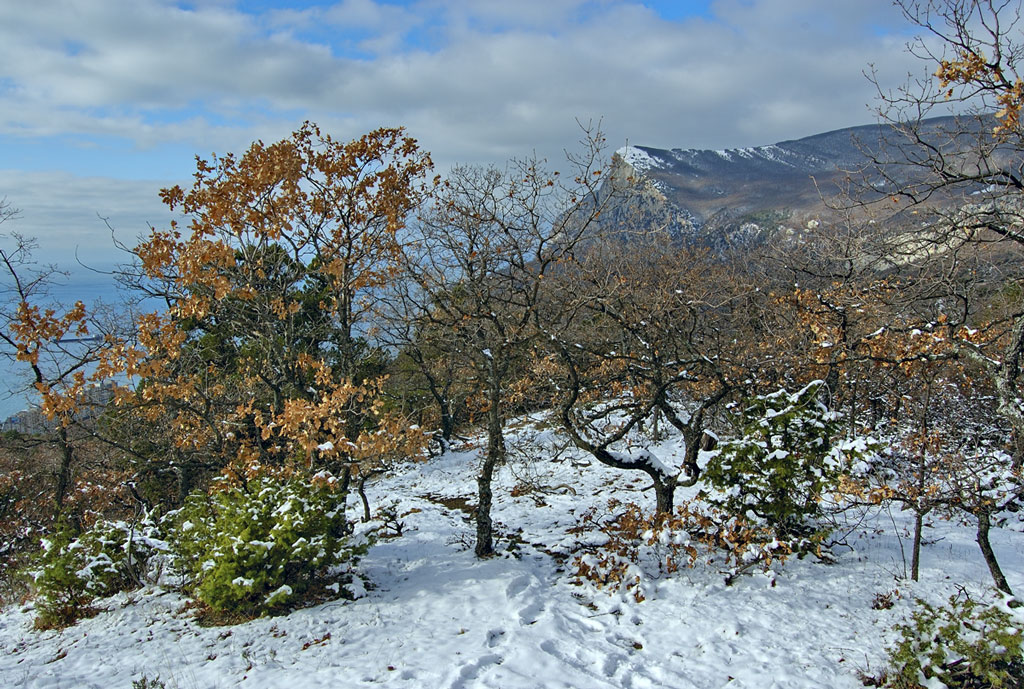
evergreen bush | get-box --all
[32,514,165,628]
[701,381,876,543]
[881,592,1023,688]
[168,474,366,618]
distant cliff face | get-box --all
[615,122,880,227]
[606,115,1000,243]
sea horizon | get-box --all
[0,265,125,419]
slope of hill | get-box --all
[1,415,1018,689]
[610,115,999,239]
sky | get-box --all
[0,0,928,272]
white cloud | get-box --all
[0,0,922,150]
[0,171,173,268]
[323,0,416,32]
[0,0,937,250]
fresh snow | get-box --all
[605,448,676,479]
[617,146,660,174]
[2,422,1021,689]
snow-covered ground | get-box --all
[2,418,1021,689]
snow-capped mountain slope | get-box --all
[610,115,998,237]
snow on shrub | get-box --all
[879,591,1023,689]
[570,499,791,601]
[32,513,166,628]
[168,473,367,618]
[701,381,878,546]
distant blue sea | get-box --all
[46,270,122,307]
[0,268,125,419]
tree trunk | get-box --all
[911,511,922,582]
[440,400,454,445]
[655,390,727,487]
[54,426,74,517]
[337,464,353,536]
[175,456,195,506]
[1013,432,1024,473]
[422,366,455,445]
[680,430,705,487]
[653,475,675,515]
[475,366,504,558]
[359,467,380,523]
[976,508,1012,595]
[998,314,1024,473]
[475,449,497,557]
[911,385,930,582]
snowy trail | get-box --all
[1,437,1021,688]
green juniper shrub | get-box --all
[168,473,368,619]
[700,381,878,548]
[32,513,165,629]
[31,525,92,629]
[881,592,1023,689]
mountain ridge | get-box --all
[607,114,984,235]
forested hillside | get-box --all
[1,2,1023,688]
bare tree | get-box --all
[377,271,473,453]
[404,125,619,556]
[0,202,120,518]
[545,233,751,514]
[842,0,1024,593]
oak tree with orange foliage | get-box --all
[108,124,435,509]
[0,204,124,519]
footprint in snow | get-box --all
[538,639,609,682]
[505,573,547,626]
[486,628,505,648]
[504,574,531,599]
[517,598,545,626]
[602,652,624,678]
[449,652,503,689]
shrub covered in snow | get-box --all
[32,513,165,628]
[881,592,1023,689]
[701,381,877,544]
[168,474,365,617]
[571,499,791,600]
[571,499,694,602]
